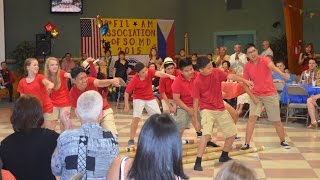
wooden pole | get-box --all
[184,32,189,56]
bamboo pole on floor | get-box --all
[182,146,265,164]
[182,144,242,157]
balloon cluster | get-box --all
[96,15,109,36]
[44,22,59,38]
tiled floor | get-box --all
[0,102,320,180]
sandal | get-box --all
[307,122,318,129]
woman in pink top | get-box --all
[107,113,188,180]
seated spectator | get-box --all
[51,90,119,179]
[261,40,274,57]
[222,61,236,74]
[0,62,14,102]
[213,47,220,62]
[299,43,316,72]
[307,94,320,128]
[0,95,64,179]
[272,61,295,84]
[191,53,198,71]
[61,52,75,73]
[107,113,188,180]
[216,46,230,68]
[215,160,257,180]
[147,48,163,70]
[300,59,318,84]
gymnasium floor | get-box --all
[0,102,320,180]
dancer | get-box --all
[69,66,120,135]
[44,57,72,131]
[193,57,253,171]
[124,62,175,147]
[17,58,55,129]
[241,43,290,150]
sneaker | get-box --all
[219,156,233,162]
[240,144,250,150]
[196,131,202,138]
[280,141,291,149]
[193,164,203,171]
[128,139,135,147]
[235,136,241,141]
[206,141,220,147]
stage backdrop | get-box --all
[80,18,174,64]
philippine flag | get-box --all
[157,20,175,59]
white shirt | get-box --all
[229,52,247,74]
[261,47,274,57]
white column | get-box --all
[0,0,5,64]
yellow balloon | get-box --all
[51,29,59,38]
[96,15,102,28]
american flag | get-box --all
[80,18,101,59]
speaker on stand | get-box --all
[36,34,51,61]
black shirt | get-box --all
[0,128,59,180]
[114,60,129,82]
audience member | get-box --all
[272,61,295,84]
[215,160,257,180]
[113,51,129,83]
[299,43,316,71]
[261,41,273,57]
[51,90,119,179]
[191,53,198,71]
[107,113,188,180]
[300,59,318,84]
[61,53,75,73]
[0,62,14,102]
[229,43,247,74]
[0,95,65,179]
[147,48,163,70]
[222,61,236,74]
[213,47,220,62]
[216,46,230,68]
[307,94,320,128]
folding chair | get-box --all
[285,85,309,126]
[116,78,128,109]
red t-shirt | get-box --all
[171,71,198,108]
[69,77,110,110]
[17,74,53,113]
[125,69,156,100]
[159,69,180,100]
[50,70,71,107]
[243,56,277,96]
[192,68,228,111]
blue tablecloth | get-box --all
[281,85,320,104]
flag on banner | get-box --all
[157,20,175,59]
[80,18,101,59]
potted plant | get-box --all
[11,41,35,75]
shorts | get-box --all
[101,108,118,135]
[161,99,176,112]
[200,109,237,138]
[43,113,55,121]
[132,99,161,118]
[52,106,71,120]
[175,108,201,129]
[249,94,280,121]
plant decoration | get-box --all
[11,41,35,75]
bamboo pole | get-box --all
[182,144,242,157]
[183,146,265,164]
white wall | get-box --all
[0,0,4,64]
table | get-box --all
[221,82,244,99]
[281,84,320,104]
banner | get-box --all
[101,18,157,56]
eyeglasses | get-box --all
[247,49,257,55]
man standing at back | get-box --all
[51,90,119,179]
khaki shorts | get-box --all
[200,109,237,138]
[249,94,280,121]
[101,108,118,135]
[52,106,71,120]
[43,113,55,121]
[161,99,176,112]
[175,108,201,129]
[132,99,161,118]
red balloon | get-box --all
[44,22,55,32]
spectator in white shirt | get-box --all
[261,41,274,57]
[229,43,247,74]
